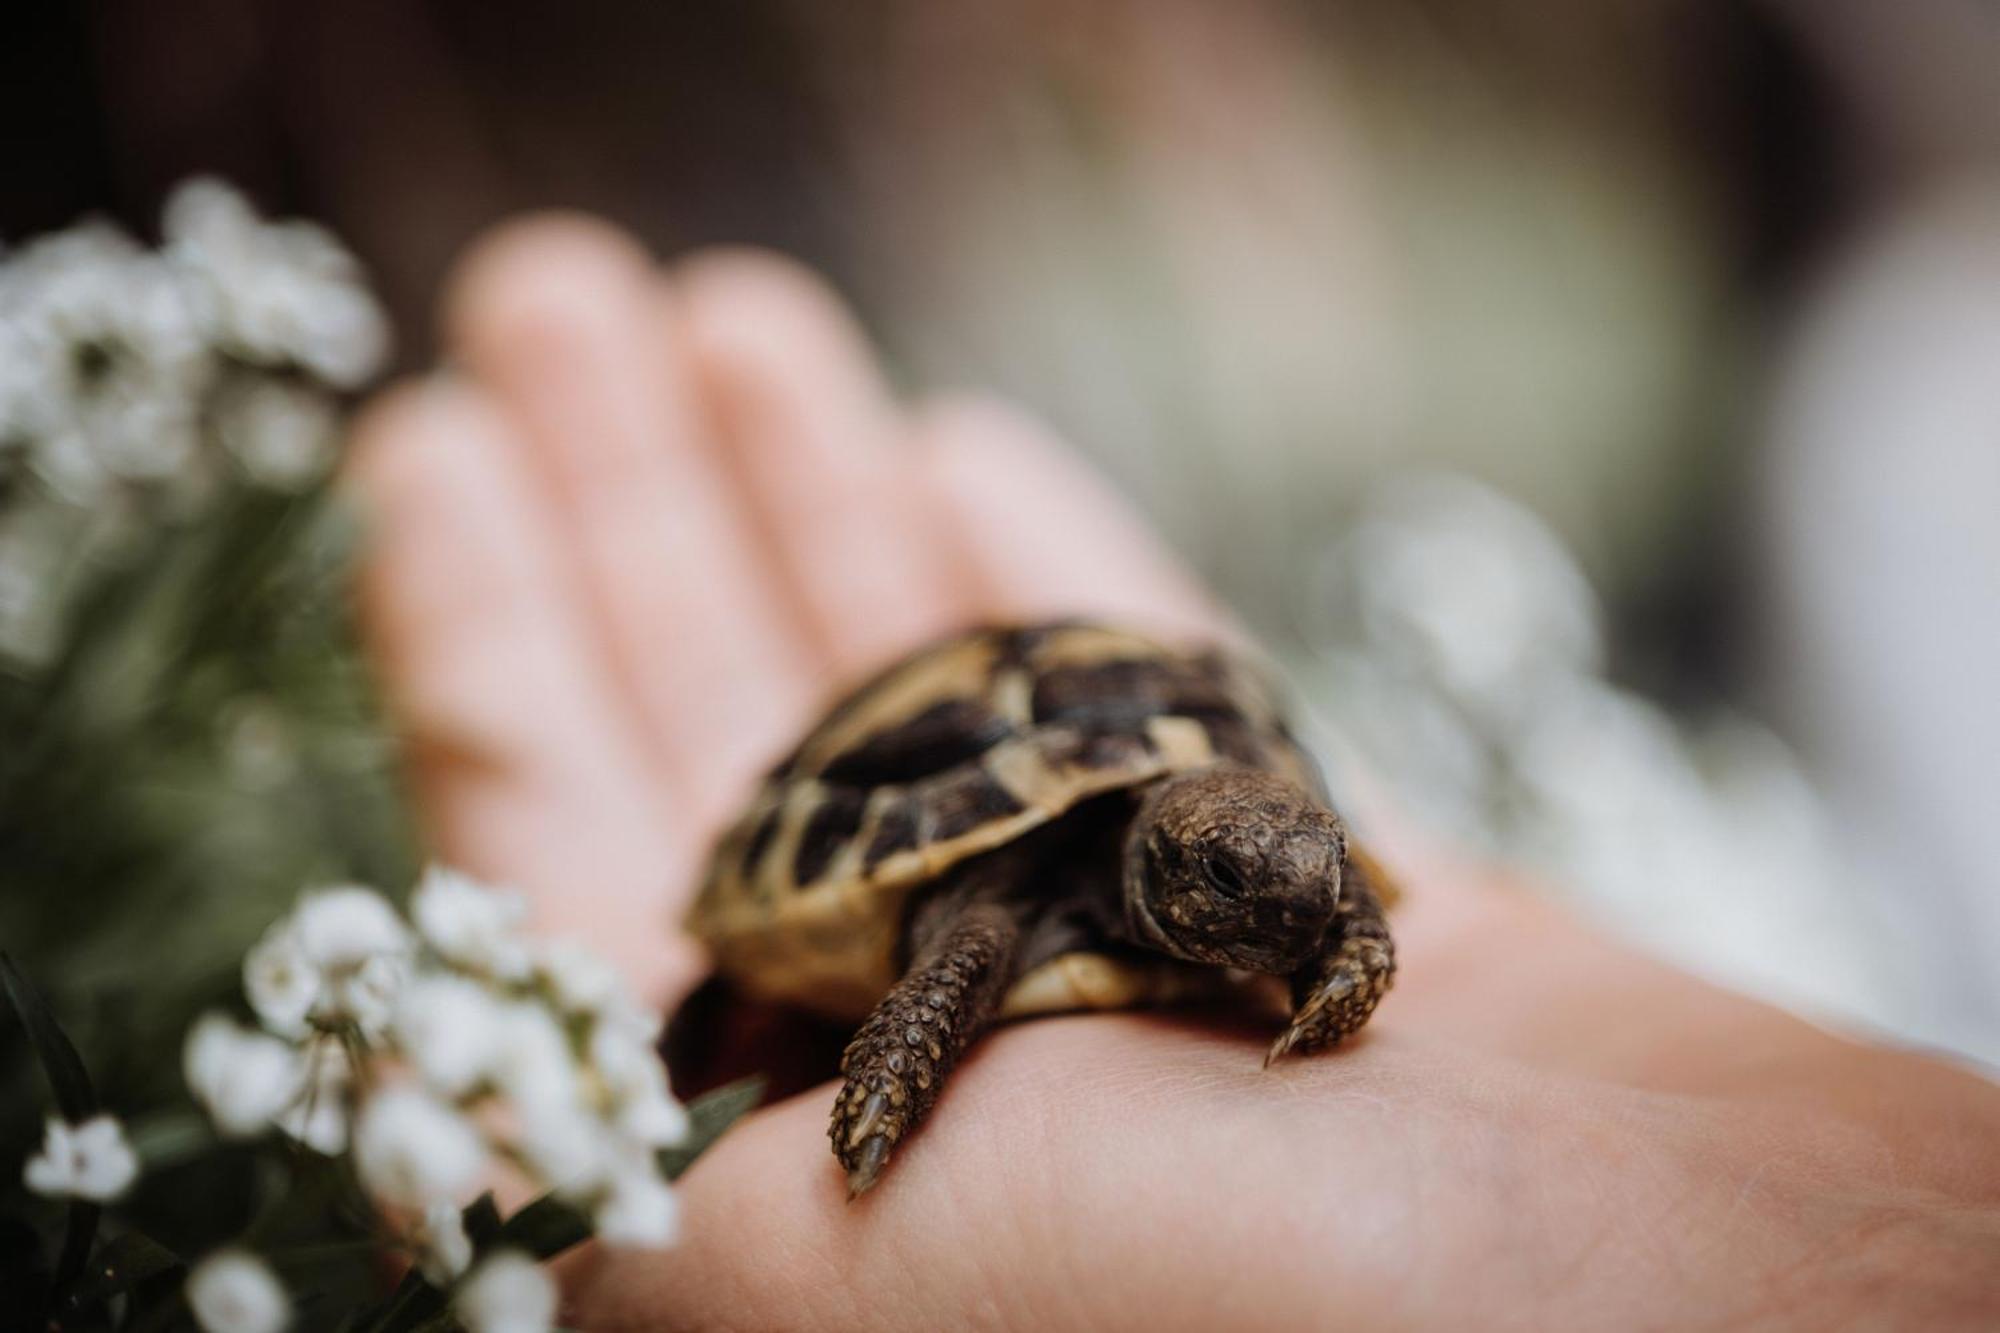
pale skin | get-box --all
[346,216,2000,1329]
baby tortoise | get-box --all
[689,621,1398,1197]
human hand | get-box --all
[347,219,2000,1329]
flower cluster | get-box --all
[0,180,388,664]
[0,178,385,499]
[171,866,688,1331]
[0,177,739,1333]
[21,1113,138,1202]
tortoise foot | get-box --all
[829,903,1018,1198]
[1267,869,1395,1065]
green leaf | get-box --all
[61,1229,183,1310]
[358,1271,444,1333]
[0,951,97,1119]
[492,1193,593,1262]
[404,1312,461,1333]
[0,953,105,1300]
[54,1204,101,1305]
[659,1076,764,1180]
[461,1191,503,1248]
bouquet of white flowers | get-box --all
[8,868,753,1332]
[0,184,750,1332]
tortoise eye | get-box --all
[1204,856,1248,899]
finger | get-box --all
[346,378,702,1007]
[915,396,1235,643]
[443,216,821,817]
[677,249,967,678]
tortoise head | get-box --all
[1123,768,1343,975]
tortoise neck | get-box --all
[1119,775,1185,955]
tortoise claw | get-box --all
[846,1091,890,1149]
[1264,1026,1305,1067]
[846,1135,892,1200]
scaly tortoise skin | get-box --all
[690,621,1399,1196]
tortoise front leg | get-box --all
[1265,857,1396,1064]
[832,902,1020,1197]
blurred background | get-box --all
[3,1,1996,1069]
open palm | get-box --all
[348,219,2000,1329]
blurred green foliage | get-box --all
[0,478,417,1092]
[0,475,418,1318]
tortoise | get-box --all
[689,620,1398,1197]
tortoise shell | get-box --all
[690,621,1325,1021]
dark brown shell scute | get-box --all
[739,802,787,882]
[860,798,923,872]
[820,696,1013,788]
[995,623,1055,667]
[924,767,1028,842]
[1030,656,1237,728]
[793,786,870,887]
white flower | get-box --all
[243,920,319,1038]
[513,1098,606,1194]
[326,951,409,1041]
[184,1013,302,1138]
[28,422,111,503]
[414,1199,474,1286]
[161,176,258,254]
[535,939,625,1017]
[412,866,533,980]
[490,999,610,1192]
[276,1040,351,1154]
[292,282,391,389]
[352,1086,487,1209]
[162,178,390,388]
[0,317,49,438]
[23,1114,139,1202]
[214,378,337,490]
[454,1251,556,1333]
[393,974,508,1096]
[1,220,215,500]
[589,1025,688,1149]
[116,252,209,371]
[187,1249,289,1333]
[593,1172,680,1249]
[0,178,381,525]
[614,1086,689,1151]
[74,390,190,486]
[81,363,204,483]
[539,938,660,1051]
[489,1002,578,1111]
[291,885,411,971]
[245,888,413,1039]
